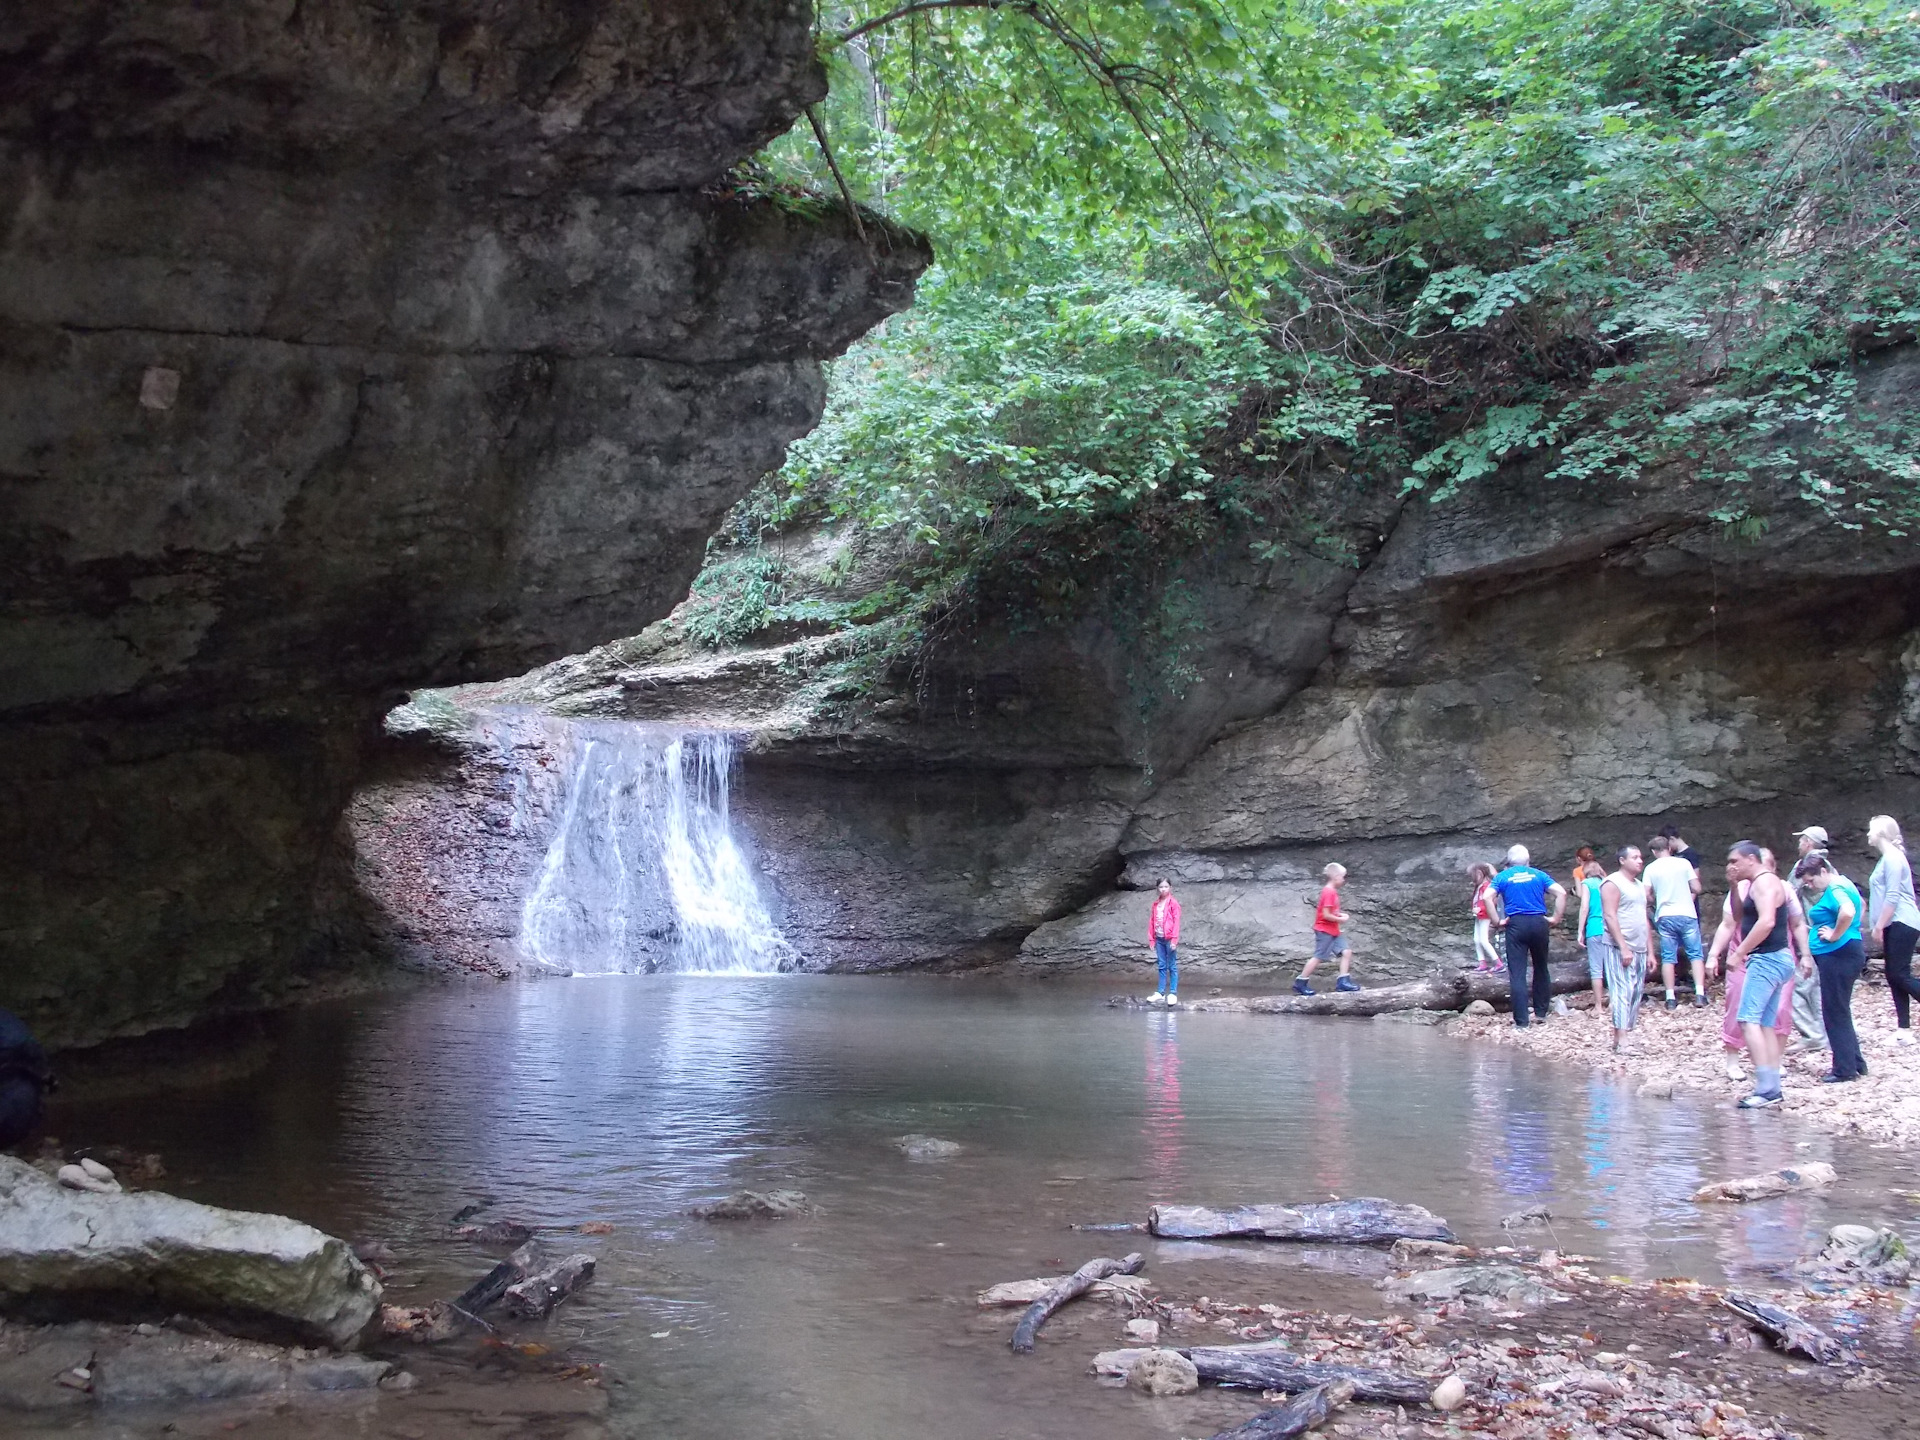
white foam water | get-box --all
[518,727,792,975]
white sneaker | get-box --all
[1147,992,1164,1005]
[1166,992,1179,1006]
[1724,1059,1745,1081]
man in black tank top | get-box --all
[1726,841,1796,1108]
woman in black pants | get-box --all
[1796,855,1868,1083]
[1869,815,1920,1047]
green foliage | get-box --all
[686,0,1920,674]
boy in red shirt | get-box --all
[1295,863,1361,995]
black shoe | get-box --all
[1692,994,1710,1008]
[1820,1073,1857,1084]
[1665,997,1679,1011]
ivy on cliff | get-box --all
[682,0,1920,670]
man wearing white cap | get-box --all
[1788,825,1832,1054]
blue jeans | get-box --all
[1154,938,1178,994]
[1656,915,1704,969]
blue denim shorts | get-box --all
[1737,951,1796,1026]
[1313,932,1348,960]
[1657,915,1705,966]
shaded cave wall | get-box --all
[0,0,929,1045]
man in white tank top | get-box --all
[1600,845,1654,1050]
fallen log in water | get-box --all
[1233,963,1588,1017]
[1187,1344,1433,1406]
[1009,1253,1144,1354]
[502,1253,595,1320]
[1207,1379,1355,1440]
[1723,1293,1852,1366]
[979,1274,1150,1306]
[1151,1198,1454,1245]
[1692,1163,1837,1204]
[451,1241,538,1317]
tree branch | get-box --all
[834,0,1032,48]
[805,105,872,254]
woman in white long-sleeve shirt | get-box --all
[1869,816,1920,1047]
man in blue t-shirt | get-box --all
[1485,844,1567,1028]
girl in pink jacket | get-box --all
[1149,879,1181,1005]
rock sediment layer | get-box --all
[356,351,1920,981]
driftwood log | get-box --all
[1184,962,1589,1017]
[1151,1198,1454,1245]
[1207,1379,1356,1440]
[1009,1253,1144,1354]
[1723,1293,1852,1366]
[447,1241,538,1326]
[1188,1345,1433,1405]
[503,1253,596,1320]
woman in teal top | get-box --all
[1795,855,1866,1082]
[1575,862,1608,1010]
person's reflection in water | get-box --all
[1582,1075,1654,1277]
[1142,1012,1186,1199]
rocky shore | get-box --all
[1450,982,1920,1150]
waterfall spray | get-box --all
[518,727,792,975]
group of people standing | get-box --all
[1469,817,1920,1109]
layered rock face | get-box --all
[0,1,928,1043]
[357,349,1920,983]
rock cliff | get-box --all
[355,347,1920,984]
[0,0,929,1044]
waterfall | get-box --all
[517,727,793,975]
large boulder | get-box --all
[0,1158,379,1348]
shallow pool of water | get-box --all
[47,975,1920,1439]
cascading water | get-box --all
[518,726,793,975]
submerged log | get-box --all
[1009,1253,1144,1354]
[978,1274,1150,1306]
[1236,963,1588,1017]
[1692,1163,1837,1204]
[451,1241,538,1317]
[1151,1198,1454,1245]
[1723,1292,1852,1366]
[1187,1344,1432,1406]
[1207,1379,1356,1440]
[502,1253,596,1320]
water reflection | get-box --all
[44,976,1919,1440]
[1142,1012,1185,1197]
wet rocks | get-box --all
[894,1134,963,1160]
[1380,1264,1559,1308]
[1430,1373,1466,1410]
[1125,1317,1161,1344]
[1127,1348,1200,1396]
[0,1157,379,1348]
[56,1161,119,1195]
[1500,1204,1553,1229]
[1692,1162,1837,1203]
[1463,999,1496,1016]
[1795,1224,1912,1287]
[451,1220,536,1246]
[0,1321,393,1411]
[691,1189,811,1221]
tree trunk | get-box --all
[1226,962,1589,1017]
[1151,1198,1454,1245]
[1009,1253,1144,1353]
[502,1253,596,1320]
[1205,1379,1355,1440]
[1186,1345,1433,1405]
